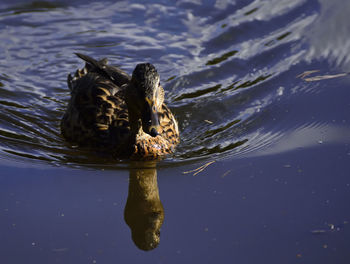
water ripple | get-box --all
[0,0,337,168]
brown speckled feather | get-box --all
[61,54,179,159]
[131,104,179,159]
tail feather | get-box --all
[75,53,107,69]
[67,53,131,91]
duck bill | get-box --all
[142,101,160,137]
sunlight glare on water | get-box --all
[1,0,350,263]
[0,0,348,168]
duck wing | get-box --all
[61,55,131,151]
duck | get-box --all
[60,53,179,160]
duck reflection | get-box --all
[124,162,164,251]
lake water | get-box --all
[0,0,350,263]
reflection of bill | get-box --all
[124,163,164,251]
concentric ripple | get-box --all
[0,0,324,168]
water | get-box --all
[0,0,350,263]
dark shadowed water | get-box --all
[0,0,350,263]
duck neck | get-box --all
[125,86,143,141]
[128,111,143,140]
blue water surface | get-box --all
[0,0,349,263]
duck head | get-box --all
[126,63,164,137]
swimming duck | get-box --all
[60,53,179,159]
